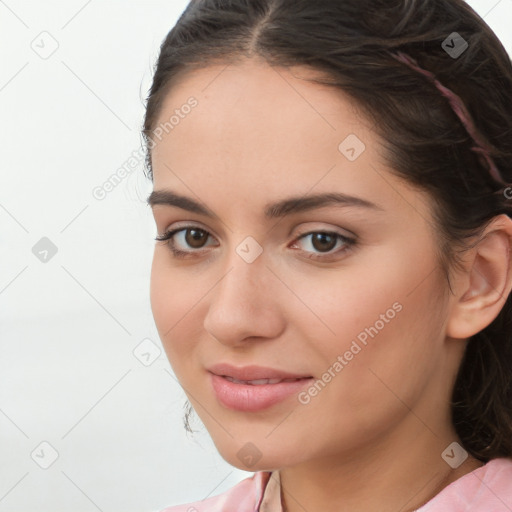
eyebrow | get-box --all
[147,189,384,219]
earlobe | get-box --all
[446,214,512,340]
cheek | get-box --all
[285,253,447,396]
[149,252,201,362]
[279,258,409,353]
[296,295,444,466]
[305,245,443,346]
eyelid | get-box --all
[157,222,354,244]
[293,223,356,241]
[159,220,355,240]
[156,222,357,261]
[157,220,217,240]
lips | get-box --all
[207,363,314,412]
[223,376,306,385]
[207,362,313,382]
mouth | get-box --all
[207,364,314,412]
[207,362,313,382]
[221,376,310,385]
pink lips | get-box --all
[207,363,314,412]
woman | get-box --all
[142,0,512,510]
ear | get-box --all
[446,214,512,339]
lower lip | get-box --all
[210,373,314,412]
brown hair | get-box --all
[142,0,512,462]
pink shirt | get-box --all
[160,457,512,511]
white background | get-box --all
[1,1,511,511]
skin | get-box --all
[148,57,512,512]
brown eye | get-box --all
[185,228,209,248]
[154,226,216,256]
[310,232,338,252]
[293,231,356,260]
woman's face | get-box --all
[148,59,462,471]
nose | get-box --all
[203,252,285,347]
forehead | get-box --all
[152,60,372,173]
[149,59,433,227]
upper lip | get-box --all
[207,363,312,381]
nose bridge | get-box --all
[214,244,269,313]
[203,241,283,345]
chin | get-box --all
[214,442,300,473]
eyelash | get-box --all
[154,225,356,261]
